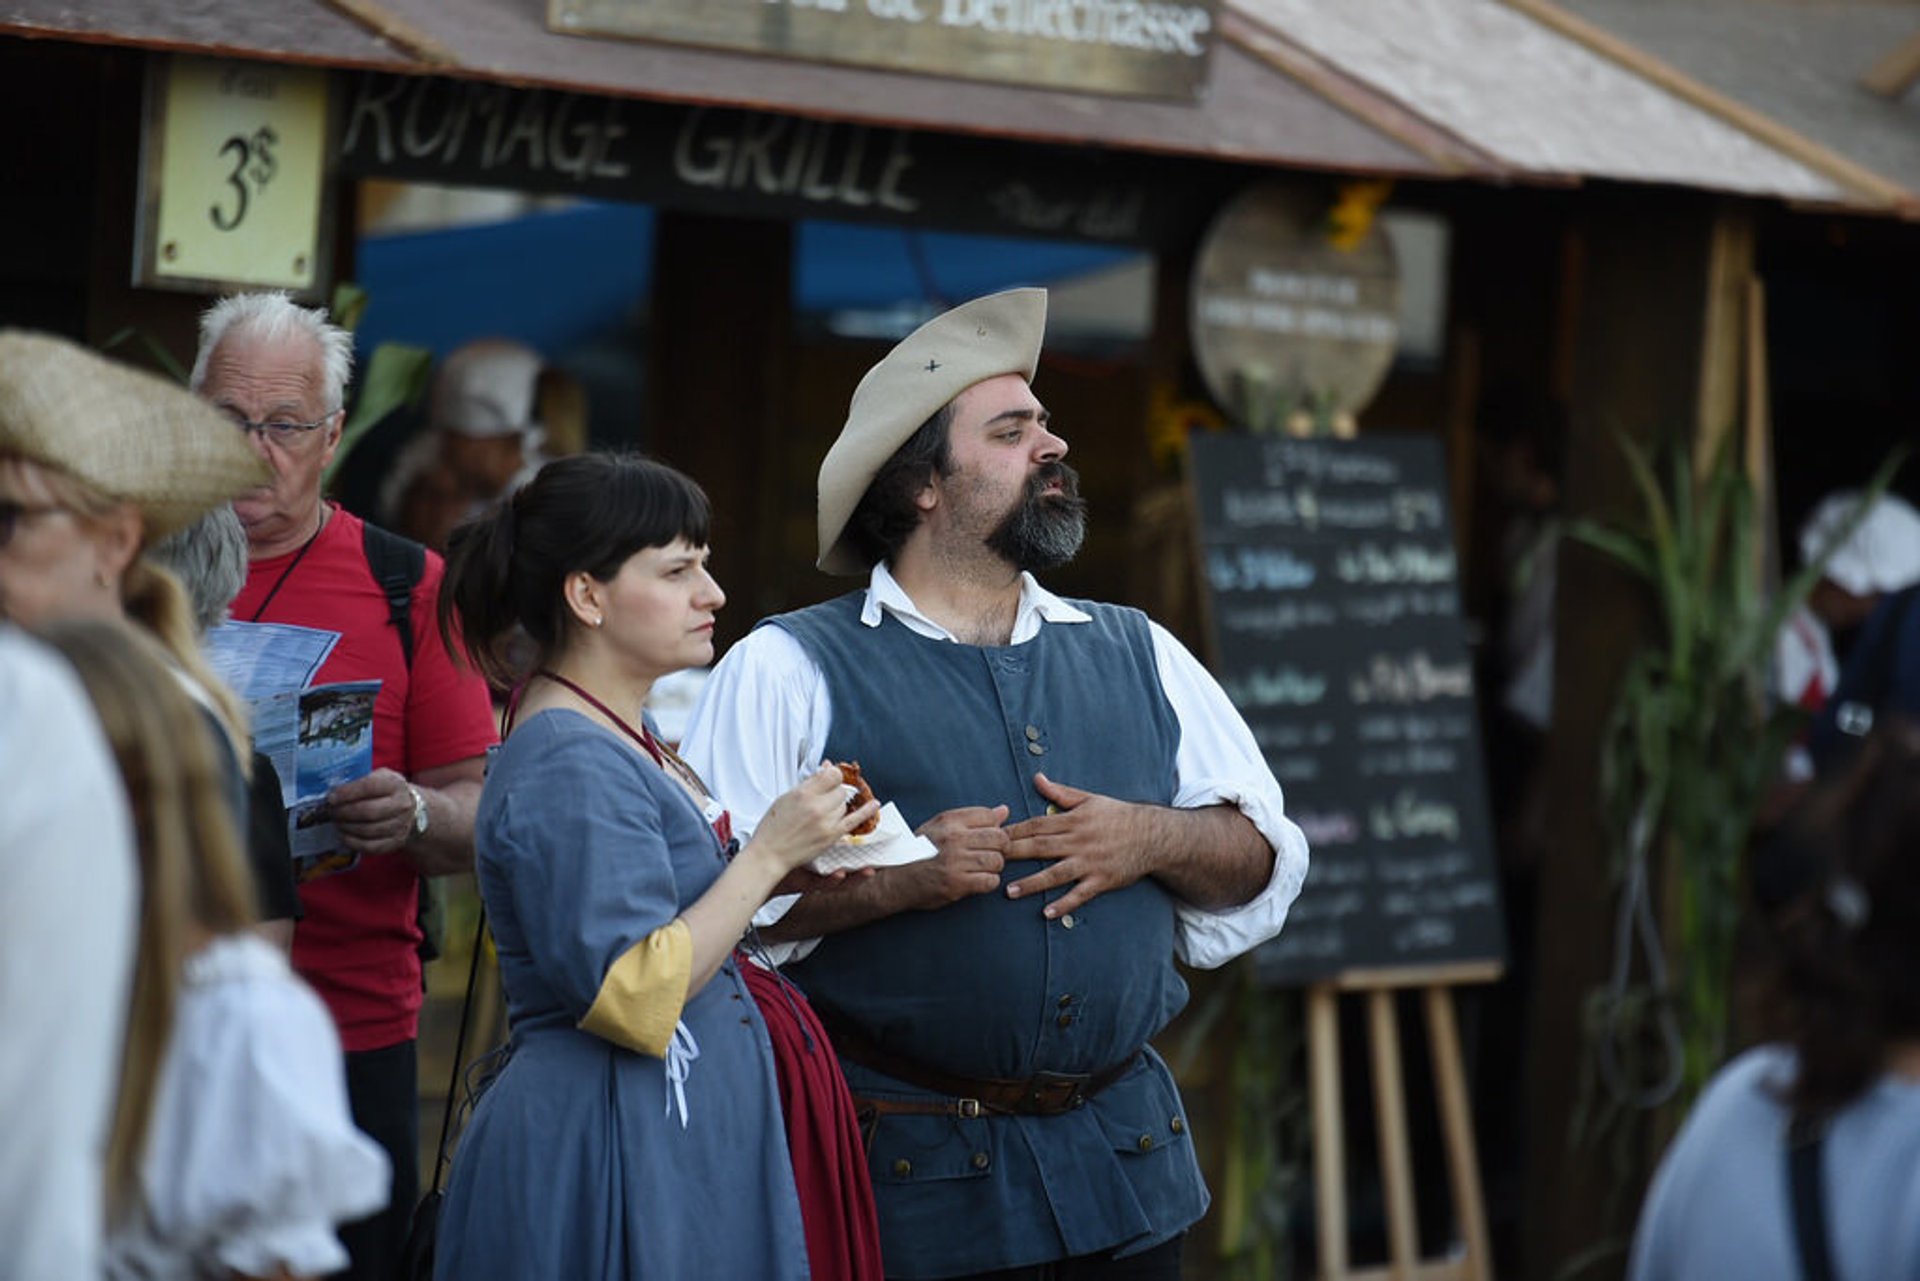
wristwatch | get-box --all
[407,784,430,840]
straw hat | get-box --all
[816,288,1047,575]
[0,330,267,542]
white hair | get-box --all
[146,503,249,636]
[189,291,355,411]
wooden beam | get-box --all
[1310,986,1350,1281]
[1860,30,1920,99]
[1222,9,1498,179]
[1328,961,1504,993]
[321,0,462,66]
[1368,990,1420,1278]
[1425,987,1493,1281]
[1692,206,1755,478]
[1502,0,1916,211]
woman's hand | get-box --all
[743,764,878,875]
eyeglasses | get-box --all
[0,499,62,547]
[221,407,338,448]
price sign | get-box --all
[137,56,331,294]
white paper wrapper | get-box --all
[809,801,937,875]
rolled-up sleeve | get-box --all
[1151,622,1312,969]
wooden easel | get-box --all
[1309,961,1501,1281]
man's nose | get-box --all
[242,430,276,466]
[1035,427,1068,464]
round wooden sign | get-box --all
[1189,181,1401,429]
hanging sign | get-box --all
[1190,181,1401,431]
[333,74,1221,247]
[549,0,1218,101]
[135,55,333,295]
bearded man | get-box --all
[682,289,1310,1281]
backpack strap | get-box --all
[362,522,427,670]
[1786,1114,1837,1281]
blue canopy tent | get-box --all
[351,200,1140,361]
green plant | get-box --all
[322,281,432,487]
[1568,430,1904,1127]
[1171,962,1308,1281]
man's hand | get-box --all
[1007,774,1277,916]
[759,803,1010,942]
[1004,774,1158,917]
[894,805,1011,910]
[326,768,417,856]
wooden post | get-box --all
[1310,985,1350,1280]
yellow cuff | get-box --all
[578,920,692,1057]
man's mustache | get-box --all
[1029,461,1082,501]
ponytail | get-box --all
[439,491,524,688]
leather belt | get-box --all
[820,1010,1139,1120]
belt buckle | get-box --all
[1029,1070,1092,1114]
[957,1098,982,1119]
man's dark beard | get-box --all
[987,462,1087,571]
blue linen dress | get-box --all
[433,710,810,1280]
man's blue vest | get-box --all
[770,592,1209,1278]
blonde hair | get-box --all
[37,619,258,1213]
[1,456,251,761]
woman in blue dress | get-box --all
[433,452,878,1280]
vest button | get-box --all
[971,1151,990,1171]
[1027,741,1045,756]
[1170,1117,1186,1134]
[1137,1134,1155,1152]
[1057,1012,1074,1028]
[1059,913,1076,929]
[1025,725,1042,740]
[893,1159,913,1177]
[1057,993,1074,1007]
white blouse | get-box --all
[105,934,391,1281]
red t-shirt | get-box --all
[231,505,497,1051]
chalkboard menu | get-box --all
[1186,433,1505,985]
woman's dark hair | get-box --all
[1747,721,1920,1117]
[438,451,711,686]
[842,402,953,569]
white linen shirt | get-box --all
[680,564,1309,968]
[0,628,137,1281]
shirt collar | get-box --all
[861,561,1091,641]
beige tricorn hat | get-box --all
[0,330,268,542]
[816,287,1047,575]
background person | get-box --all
[1628,722,1920,1280]
[682,288,1311,1280]
[1774,490,1920,721]
[190,293,498,1281]
[0,626,136,1281]
[151,501,301,951]
[381,338,570,553]
[433,451,881,1280]
[0,329,296,934]
[43,618,388,1281]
